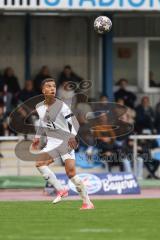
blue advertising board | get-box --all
[45,172,141,195]
[44,0,160,10]
[43,0,160,11]
[1,0,160,11]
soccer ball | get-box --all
[94,16,112,34]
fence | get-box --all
[0,135,160,176]
[130,135,160,175]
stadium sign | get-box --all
[45,172,141,195]
[1,0,160,11]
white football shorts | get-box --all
[40,136,75,162]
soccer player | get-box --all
[31,78,94,210]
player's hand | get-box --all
[31,138,40,150]
[68,137,78,150]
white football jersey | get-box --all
[35,98,79,138]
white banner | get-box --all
[0,0,160,11]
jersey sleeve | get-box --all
[61,103,79,136]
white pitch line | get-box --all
[78,228,123,233]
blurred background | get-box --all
[0,0,160,191]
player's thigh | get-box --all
[64,159,76,177]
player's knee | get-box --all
[66,167,76,178]
[46,159,53,166]
[36,158,53,167]
[36,161,46,168]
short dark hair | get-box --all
[41,78,56,89]
[64,65,71,69]
[117,78,128,85]
[100,94,108,99]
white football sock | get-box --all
[71,175,91,205]
[37,166,63,191]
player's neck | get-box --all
[44,96,56,106]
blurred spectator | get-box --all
[149,71,160,87]
[75,112,102,169]
[75,94,92,119]
[18,80,37,103]
[0,85,12,114]
[136,129,160,179]
[124,137,144,179]
[0,101,8,136]
[2,67,20,108]
[57,65,83,88]
[92,95,108,117]
[155,100,160,133]
[75,94,94,150]
[0,73,4,92]
[57,81,75,107]
[99,95,108,103]
[114,78,137,109]
[135,96,154,133]
[91,113,120,171]
[76,111,93,148]
[0,101,8,157]
[2,67,20,95]
[117,98,136,124]
[34,66,51,94]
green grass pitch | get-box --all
[0,199,159,240]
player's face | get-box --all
[42,81,56,97]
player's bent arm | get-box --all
[68,137,79,150]
[62,103,79,136]
[61,103,80,149]
[32,118,44,150]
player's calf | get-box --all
[36,165,64,193]
[65,159,94,209]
